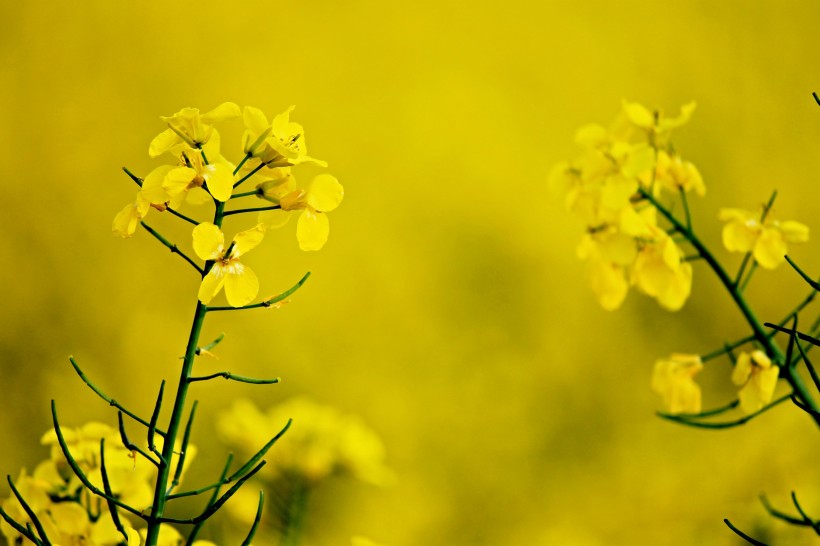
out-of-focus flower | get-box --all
[651,354,703,414]
[632,229,693,311]
[622,100,696,139]
[149,102,240,158]
[352,537,384,546]
[731,350,779,414]
[719,207,809,269]
[258,174,344,251]
[193,223,265,307]
[649,150,705,197]
[217,397,392,486]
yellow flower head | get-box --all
[258,174,344,251]
[651,150,705,197]
[719,207,809,269]
[163,149,234,203]
[193,223,264,307]
[149,102,240,158]
[632,229,692,311]
[651,353,703,414]
[622,100,696,140]
[217,397,392,486]
[731,350,779,414]
[242,105,327,168]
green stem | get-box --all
[144,199,226,545]
[640,188,820,427]
[280,480,310,546]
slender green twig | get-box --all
[641,188,820,426]
[7,476,50,545]
[760,494,810,526]
[50,401,147,519]
[0,505,39,545]
[785,256,820,291]
[197,333,225,355]
[701,336,756,362]
[223,204,281,217]
[233,152,252,176]
[167,401,197,497]
[117,411,160,466]
[227,419,292,483]
[206,272,310,312]
[658,394,791,429]
[158,461,267,524]
[724,519,769,545]
[166,207,199,226]
[123,167,143,187]
[739,263,758,294]
[233,161,266,188]
[69,356,166,436]
[242,491,266,546]
[791,492,820,535]
[148,380,165,453]
[99,439,130,544]
[794,339,820,393]
[679,187,692,230]
[184,454,233,544]
[169,462,233,500]
[188,372,280,384]
[140,222,204,275]
[734,191,777,289]
[231,190,262,200]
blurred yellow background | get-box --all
[3,1,820,544]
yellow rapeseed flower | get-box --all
[149,102,240,158]
[258,174,344,251]
[163,149,234,203]
[632,229,692,311]
[719,207,809,269]
[651,354,703,414]
[193,223,265,307]
[241,105,326,168]
[731,350,779,414]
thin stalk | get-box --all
[641,188,820,427]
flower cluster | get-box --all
[551,100,702,310]
[218,397,392,486]
[113,103,344,307]
[0,423,195,546]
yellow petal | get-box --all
[202,102,240,122]
[656,261,692,311]
[232,224,265,257]
[225,265,259,307]
[198,267,225,304]
[621,144,654,178]
[149,128,180,158]
[753,228,787,269]
[297,209,330,251]
[587,259,628,311]
[574,123,608,148]
[731,352,752,386]
[163,167,197,198]
[202,163,234,201]
[779,220,809,243]
[112,201,144,238]
[722,219,758,253]
[622,100,654,129]
[259,209,293,229]
[185,186,212,206]
[141,165,174,204]
[192,222,225,261]
[306,174,344,212]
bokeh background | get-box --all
[3,1,820,544]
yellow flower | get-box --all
[149,102,240,158]
[217,397,392,486]
[112,192,151,238]
[622,100,696,138]
[258,174,344,251]
[719,207,809,269]
[632,229,692,311]
[242,105,326,167]
[650,150,705,197]
[163,149,234,203]
[651,354,703,414]
[731,350,779,414]
[193,223,264,307]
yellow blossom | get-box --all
[622,100,696,139]
[241,105,326,167]
[719,207,809,269]
[217,397,392,486]
[650,150,705,197]
[632,229,692,311]
[149,102,240,158]
[731,350,779,414]
[193,223,264,307]
[112,192,151,238]
[163,149,234,203]
[258,174,344,251]
[651,354,703,414]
